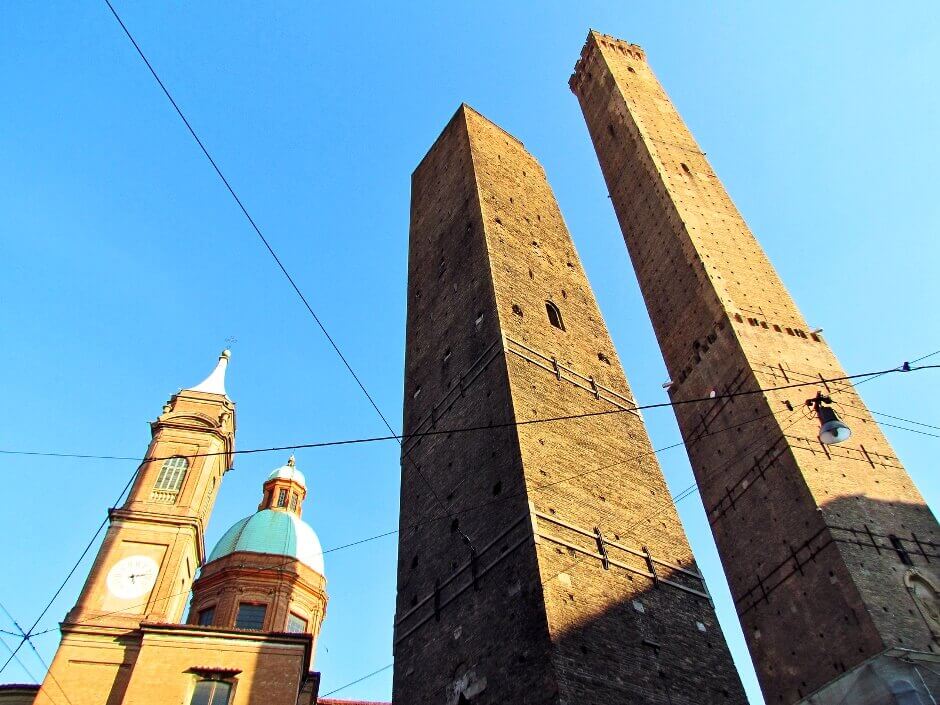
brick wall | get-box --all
[571,29,940,703]
[394,104,746,704]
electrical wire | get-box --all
[839,413,940,440]
[540,407,806,590]
[100,0,463,552]
[867,411,940,432]
[21,642,73,705]
[838,348,940,391]
[31,2,937,696]
[0,636,40,685]
[0,361,926,661]
[12,359,934,649]
[0,610,42,688]
[0,466,141,675]
[9,358,929,690]
[0,603,71,705]
[2,363,934,464]
[319,663,393,697]
[25,401,781,639]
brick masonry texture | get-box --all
[394,104,746,704]
[571,29,940,704]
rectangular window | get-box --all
[155,456,189,491]
[286,613,307,634]
[289,493,298,511]
[190,680,232,705]
[151,456,190,502]
[197,607,215,627]
[277,489,288,507]
[235,603,266,631]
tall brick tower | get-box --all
[571,30,940,704]
[394,104,746,704]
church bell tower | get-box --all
[35,351,235,705]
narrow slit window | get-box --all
[889,535,913,566]
[545,301,565,331]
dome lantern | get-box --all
[258,455,308,516]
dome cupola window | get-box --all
[197,606,216,627]
[235,602,267,631]
[258,455,307,516]
[287,612,308,634]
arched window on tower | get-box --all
[151,456,189,503]
[545,301,565,331]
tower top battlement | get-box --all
[570,31,646,93]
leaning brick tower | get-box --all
[393,104,746,704]
[571,30,940,704]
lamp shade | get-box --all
[817,406,852,445]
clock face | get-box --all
[106,555,159,600]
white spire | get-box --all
[188,350,231,396]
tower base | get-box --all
[797,649,940,705]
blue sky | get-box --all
[2,2,939,702]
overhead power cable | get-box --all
[0,635,40,685]
[0,600,75,705]
[319,663,393,698]
[839,413,940,440]
[867,411,940,432]
[101,0,387,435]
[9,365,910,693]
[340,413,805,702]
[835,348,940,392]
[538,406,812,626]
[0,465,140,675]
[4,342,934,687]
[33,396,799,636]
[3,357,934,661]
[2,362,936,463]
[25,403,790,639]
[101,0,470,551]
